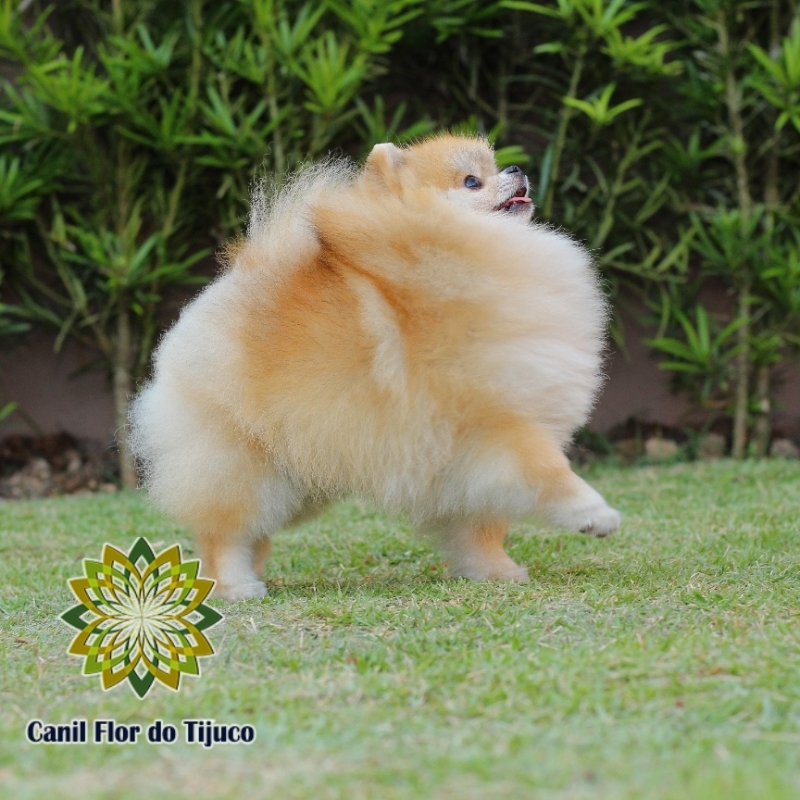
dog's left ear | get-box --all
[365,143,404,193]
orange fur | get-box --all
[130,135,620,600]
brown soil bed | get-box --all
[0,432,120,499]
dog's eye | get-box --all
[464,175,482,190]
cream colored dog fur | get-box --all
[130,135,620,600]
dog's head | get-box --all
[364,135,533,221]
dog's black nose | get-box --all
[503,165,522,175]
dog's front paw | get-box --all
[577,504,621,538]
[213,580,267,601]
[546,484,621,538]
[496,564,530,583]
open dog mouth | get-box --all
[495,186,533,212]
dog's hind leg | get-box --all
[252,536,273,579]
[131,384,307,600]
[194,466,309,600]
[438,518,530,583]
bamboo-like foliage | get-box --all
[0,0,430,484]
[1,0,799,474]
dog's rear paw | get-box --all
[449,561,530,583]
[213,580,267,601]
[498,564,530,583]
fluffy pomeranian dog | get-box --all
[130,134,620,600]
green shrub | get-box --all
[0,0,431,483]
[1,0,798,475]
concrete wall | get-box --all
[595,312,800,437]
[1,333,115,442]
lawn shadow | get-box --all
[253,554,658,602]
[263,571,448,600]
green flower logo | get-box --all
[61,538,223,698]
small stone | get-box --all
[698,432,726,460]
[64,449,83,475]
[644,438,679,461]
[616,438,642,463]
[0,458,54,499]
[59,475,84,493]
[27,458,52,481]
[770,438,800,459]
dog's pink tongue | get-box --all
[509,196,532,205]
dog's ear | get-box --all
[365,143,404,193]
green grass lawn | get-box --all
[1,459,799,799]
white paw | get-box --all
[449,559,530,583]
[497,564,530,583]
[547,485,621,538]
[577,504,621,538]
[214,580,267,601]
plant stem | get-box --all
[752,364,771,457]
[497,36,509,138]
[265,58,285,179]
[111,0,123,35]
[187,0,203,108]
[114,301,137,488]
[720,9,752,458]
[732,282,751,458]
[753,0,783,459]
[592,117,647,250]
[543,44,586,220]
[724,67,753,218]
[163,160,187,240]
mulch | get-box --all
[0,432,120,499]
